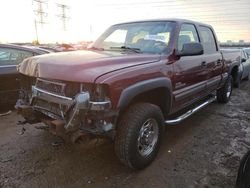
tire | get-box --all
[236,150,250,188]
[233,72,241,88]
[115,103,164,169]
[217,76,233,103]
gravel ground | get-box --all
[0,80,250,188]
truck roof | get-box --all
[113,18,212,28]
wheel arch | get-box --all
[117,77,172,119]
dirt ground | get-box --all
[1,81,250,188]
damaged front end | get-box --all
[16,75,117,141]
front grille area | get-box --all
[36,78,65,96]
[32,78,80,118]
[65,82,81,97]
[35,78,81,98]
[34,98,68,119]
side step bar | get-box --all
[165,96,216,125]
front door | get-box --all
[172,23,207,112]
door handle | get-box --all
[201,61,207,67]
[216,59,222,66]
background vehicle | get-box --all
[241,48,250,80]
[243,48,250,57]
[221,48,250,87]
[16,19,241,169]
[0,44,50,110]
[236,150,250,188]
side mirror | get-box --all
[242,58,246,63]
[176,43,204,56]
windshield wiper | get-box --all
[110,46,142,53]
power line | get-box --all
[32,0,48,43]
[56,3,70,31]
[32,0,48,26]
[98,0,250,7]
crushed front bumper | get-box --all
[16,82,116,137]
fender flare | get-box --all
[229,61,240,75]
[117,77,172,113]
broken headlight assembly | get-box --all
[79,83,111,111]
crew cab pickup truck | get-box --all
[16,19,241,169]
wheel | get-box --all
[217,76,233,103]
[115,103,164,169]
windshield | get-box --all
[90,21,175,54]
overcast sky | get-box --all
[0,0,249,43]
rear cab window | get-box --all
[199,26,218,54]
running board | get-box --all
[165,96,216,125]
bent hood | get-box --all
[18,50,161,83]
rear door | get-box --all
[198,26,223,93]
[0,47,34,108]
[172,23,207,111]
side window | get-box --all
[103,29,127,48]
[0,48,33,66]
[178,24,199,51]
[199,26,217,54]
[0,48,11,63]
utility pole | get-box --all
[56,3,70,31]
[32,0,48,43]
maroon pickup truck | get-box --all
[16,19,241,169]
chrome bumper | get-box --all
[31,86,111,112]
[16,85,112,131]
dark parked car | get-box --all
[16,19,240,169]
[0,44,49,109]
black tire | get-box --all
[233,70,241,88]
[115,103,164,169]
[236,150,250,188]
[217,76,233,103]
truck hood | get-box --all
[18,50,161,83]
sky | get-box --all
[0,0,249,43]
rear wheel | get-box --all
[217,76,233,103]
[115,103,164,169]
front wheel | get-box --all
[217,76,233,103]
[115,103,164,169]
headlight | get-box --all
[93,84,110,102]
[79,83,110,102]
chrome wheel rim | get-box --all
[137,118,159,157]
[226,82,232,98]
